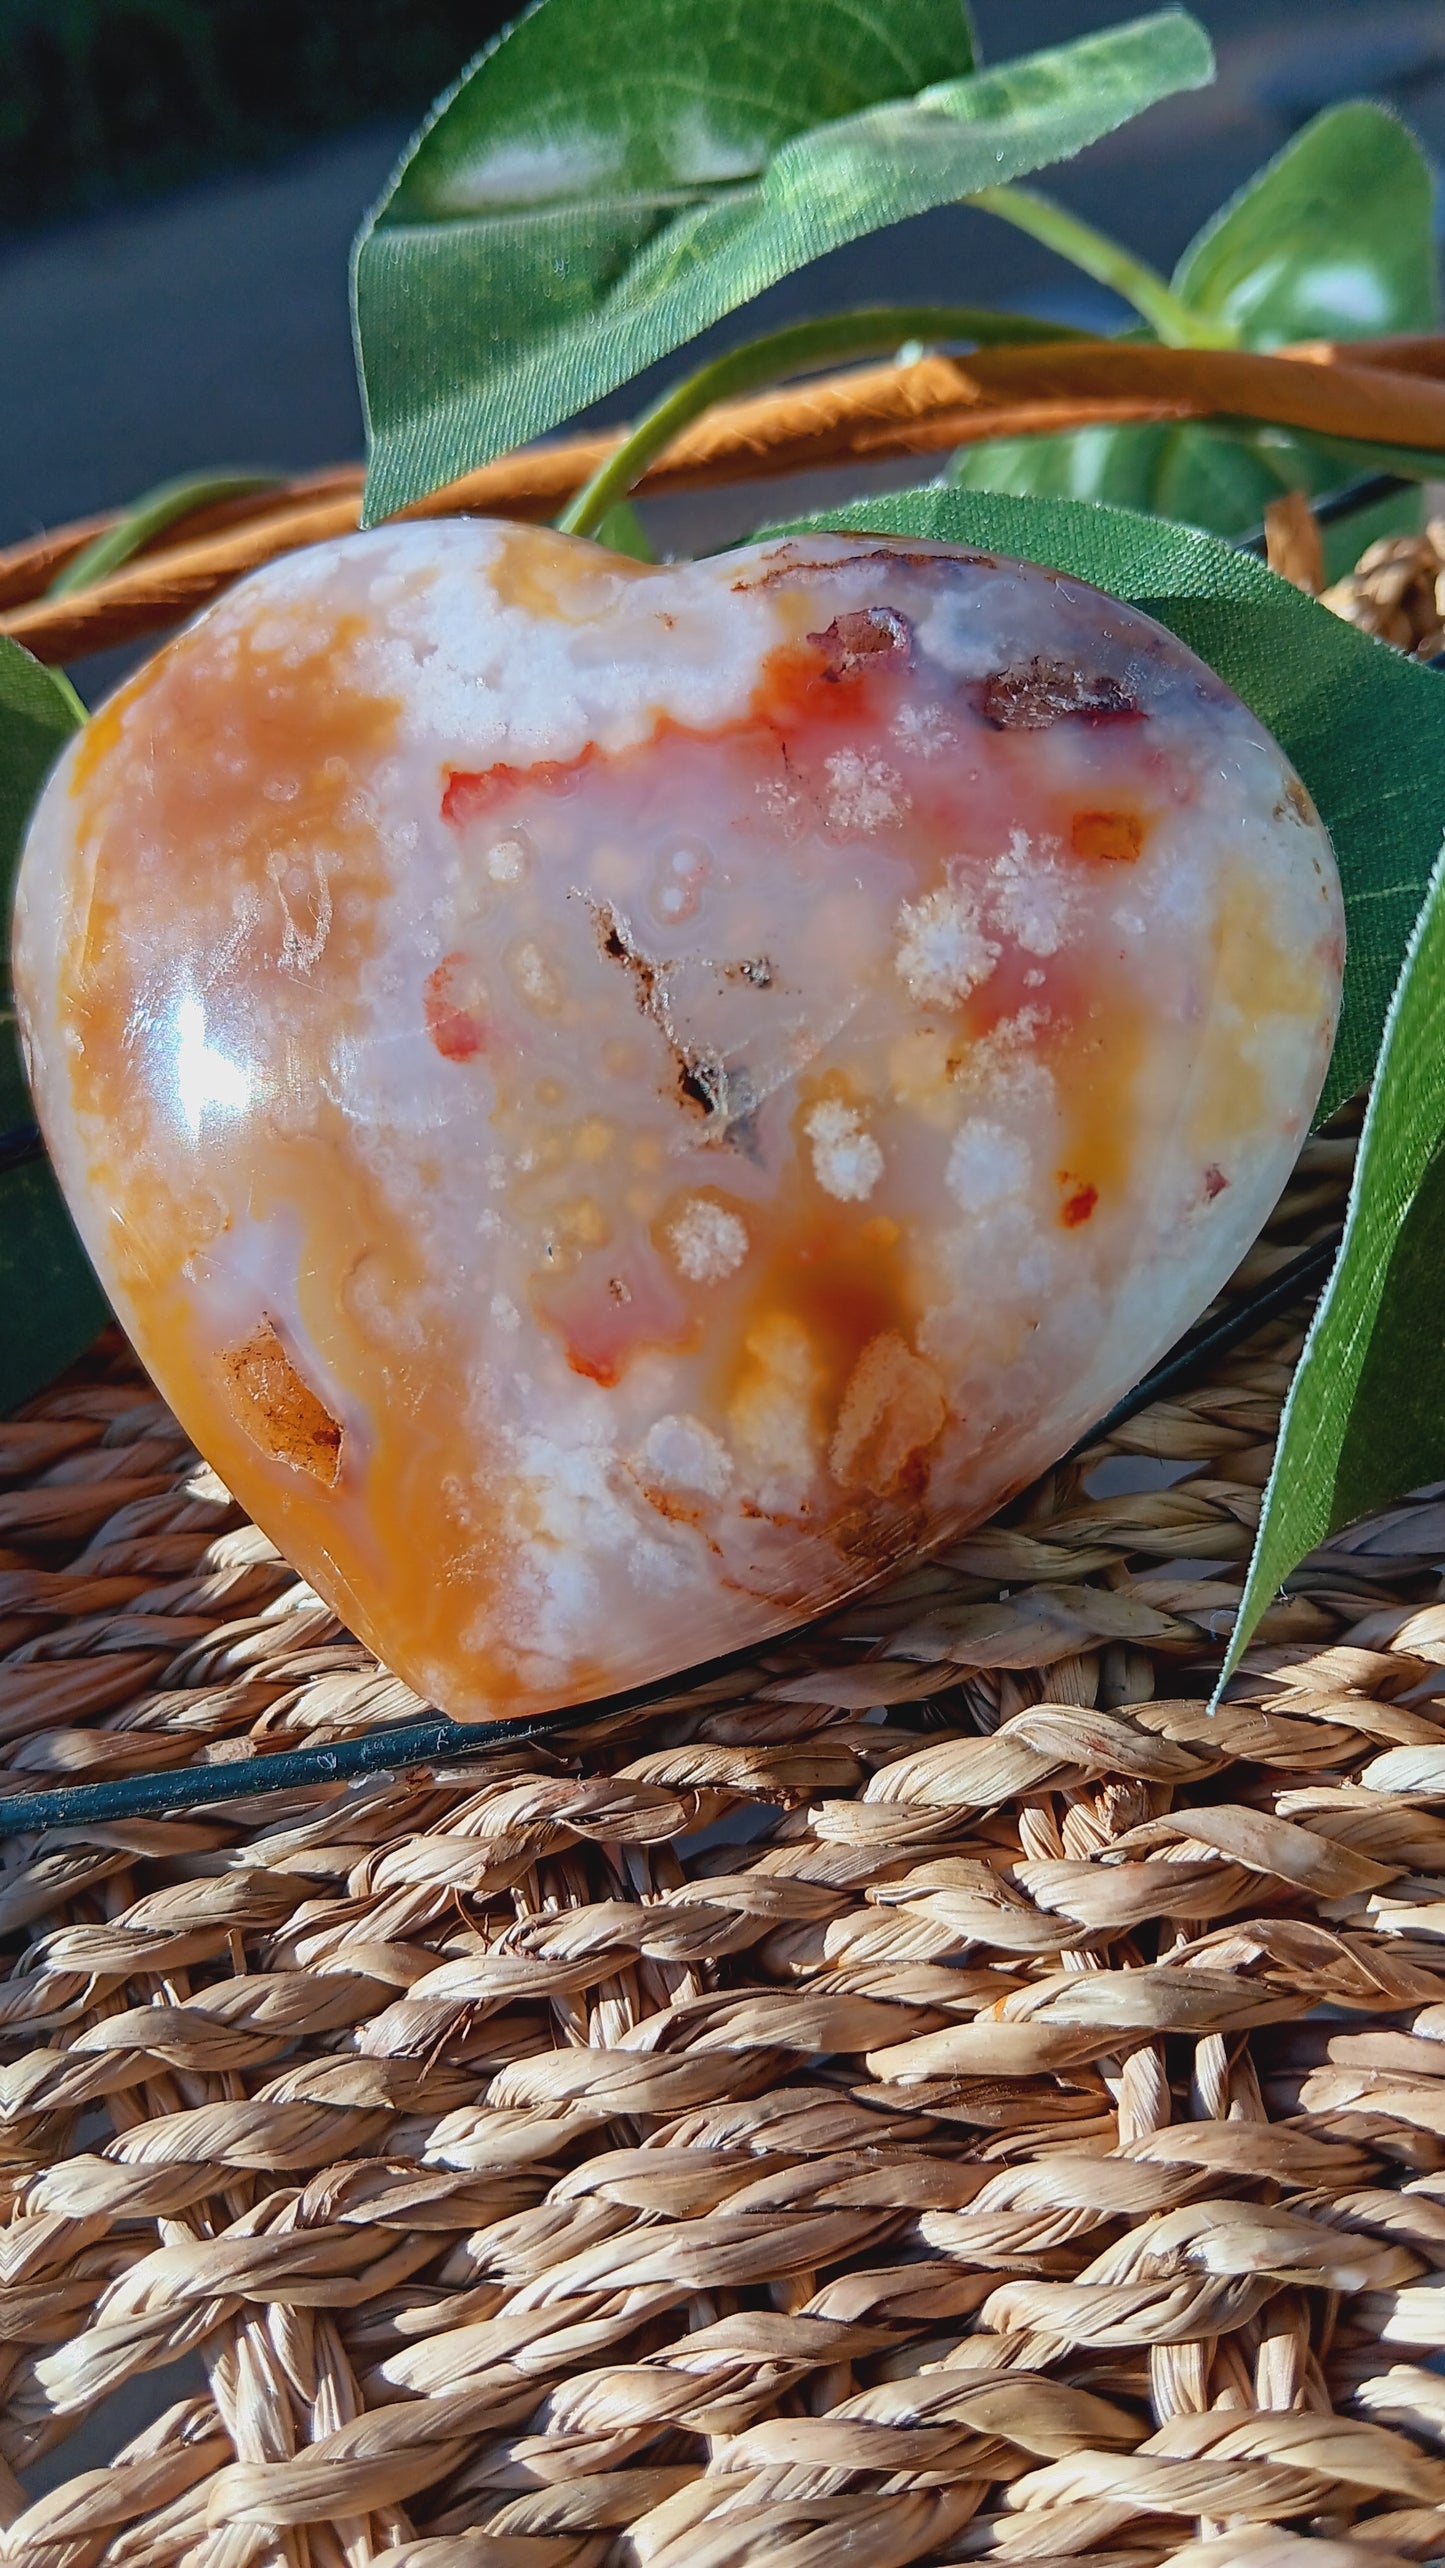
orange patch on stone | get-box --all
[223,1319,342,1485]
[829,1331,947,1498]
[1060,1180,1098,1228]
[717,1198,927,1505]
[52,619,552,1715]
[752,623,910,733]
[1070,808,1144,864]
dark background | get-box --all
[2,3,1444,558]
[0,0,499,227]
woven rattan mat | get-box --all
[5,1115,1445,2568]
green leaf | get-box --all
[1218,848,1445,1685]
[1174,101,1438,349]
[753,482,1445,1119]
[951,418,1428,565]
[1,641,82,1041]
[0,1159,112,1417]
[354,5,1214,522]
[592,498,656,561]
[1,637,109,1411]
[954,103,1439,538]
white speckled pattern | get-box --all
[13,525,1344,1718]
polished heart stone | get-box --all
[14,526,1344,1719]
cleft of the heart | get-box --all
[13,527,1344,1719]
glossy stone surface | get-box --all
[14,526,1344,1719]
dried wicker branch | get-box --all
[4,337,1445,662]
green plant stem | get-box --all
[557,305,1090,542]
[47,471,283,598]
[46,669,89,724]
[968,183,1234,349]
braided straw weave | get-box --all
[6,1096,1445,2567]
[7,378,1445,2568]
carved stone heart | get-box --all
[14,527,1343,1718]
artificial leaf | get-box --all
[1173,101,1438,349]
[1220,848,1445,1686]
[754,482,1445,1117]
[593,498,656,562]
[954,103,1439,542]
[1,637,108,1408]
[0,1159,111,1416]
[354,5,1213,522]
[1,641,82,1047]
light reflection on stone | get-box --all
[174,993,252,1139]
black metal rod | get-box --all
[0,1232,1342,1840]
[0,1718,490,1835]
[1068,1230,1340,1457]
[0,1631,791,1839]
[1237,470,1410,558]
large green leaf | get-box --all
[953,103,1439,541]
[1173,101,1438,348]
[1,639,108,1413]
[1219,853,1445,1687]
[354,5,1214,522]
[756,482,1445,1122]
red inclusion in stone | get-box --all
[442,748,598,826]
[423,955,485,1061]
[752,631,908,733]
[1060,1182,1099,1228]
[538,1253,697,1390]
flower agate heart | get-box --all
[13,527,1343,1719]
